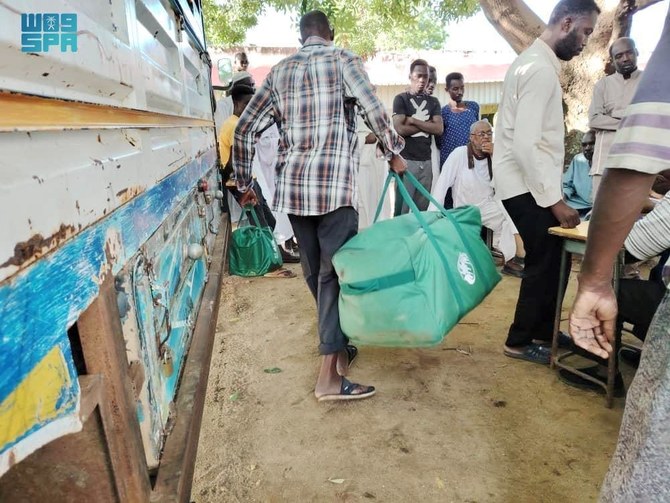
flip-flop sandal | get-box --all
[317,377,376,402]
[263,268,296,279]
[346,344,358,368]
[503,343,551,365]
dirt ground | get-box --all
[192,262,630,503]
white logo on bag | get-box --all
[457,253,476,285]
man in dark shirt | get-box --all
[393,59,443,213]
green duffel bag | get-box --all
[332,171,501,347]
[229,205,283,277]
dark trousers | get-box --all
[618,279,666,341]
[288,207,358,355]
[503,193,564,346]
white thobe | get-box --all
[429,145,518,261]
[356,120,392,229]
[588,70,642,177]
[252,124,294,243]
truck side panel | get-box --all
[0,0,219,475]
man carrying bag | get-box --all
[233,10,406,402]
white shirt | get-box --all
[429,146,493,210]
[625,192,670,263]
[588,69,642,176]
[492,38,564,208]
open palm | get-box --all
[569,287,618,359]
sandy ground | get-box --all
[192,262,630,502]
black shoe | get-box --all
[558,365,625,397]
[280,245,301,263]
[533,331,572,349]
[502,263,524,278]
[556,331,573,349]
[620,347,642,368]
[503,343,551,365]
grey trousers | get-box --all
[288,207,358,355]
[399,159,433,213]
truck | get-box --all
[0,1,230,500]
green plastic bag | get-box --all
[332,171,501,347]
[229,206,283,277]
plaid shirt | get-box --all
[233,36,404,216]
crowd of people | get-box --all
[217,0,669,499]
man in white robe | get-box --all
[429,120,524,277]
[356,116,392,229]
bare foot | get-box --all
[335,349,348,376]
[314,354,341,398]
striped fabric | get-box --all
[625,192,670,270]
[233,36,404,216]
[606,102,670,174]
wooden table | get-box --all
[548,221,622,408]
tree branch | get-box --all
[610,0,663,49]
[478,0,546,54]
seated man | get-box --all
[563,130,595,216]
[429,120,524,277]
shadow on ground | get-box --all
[193,263,626,502]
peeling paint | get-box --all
[0,224,76,269]
[116,186,145,205]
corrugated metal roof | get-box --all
[363,50,513,85]
[375,82,503,113]
[209,47,512,88]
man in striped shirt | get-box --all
[233,10,406,402]
[569,4,670,499]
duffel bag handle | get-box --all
[374,170,448,223]
[382,170,496,294]
[238,204,263,228]
[373,171,395,224]
[407,171,496,292]
[391,171,465,316]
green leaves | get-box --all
[202,0,480,57]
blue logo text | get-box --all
[21,13,78,52]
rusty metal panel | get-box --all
[0,127,214,282]
[116,166,222,467]
[0,0,220,478]
[0,149,218,474]
[0,410,119,503]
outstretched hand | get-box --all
[568,285,617,359]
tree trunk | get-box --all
[479,0,663,135]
